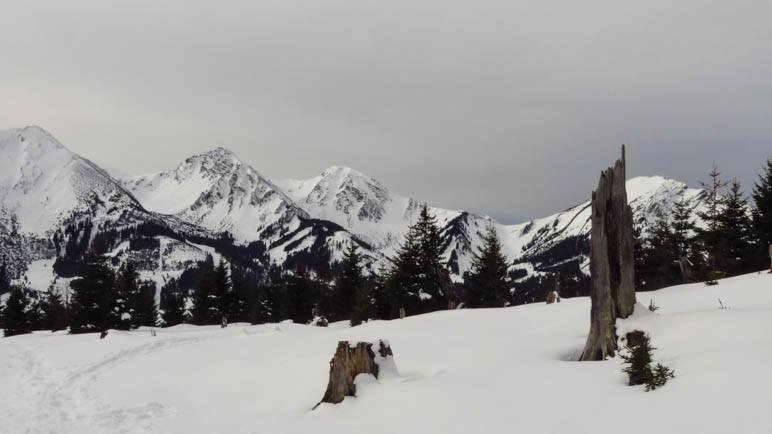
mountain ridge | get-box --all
[1,126,707,303]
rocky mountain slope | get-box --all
[0,128,250,295]
[2,126,706,302]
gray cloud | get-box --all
[2,0,771,222]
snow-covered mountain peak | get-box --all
[0,126,139,235]
[280,165,394,223]
[124,148,307,242]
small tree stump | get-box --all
[315,340,395,408]
[546,291,561,304]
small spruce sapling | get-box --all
[621,330,654,386]
[647,363,676,391]
[621,330,675,391]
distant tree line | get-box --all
[1,204,514,336]
[636,157,772,290]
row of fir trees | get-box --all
[2,205,515,337]
[636,157,772,290]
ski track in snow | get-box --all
[2,335,204,433]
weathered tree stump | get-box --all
[579,146,636,361]
[315,340,395,408]
[546,291,561,304]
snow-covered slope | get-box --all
[504,176,706,271]
[2,272,769,434]
[123,153,382,270]
[0,126,142,235]
[277,166,461,256]
[279,166,706,285]
[0,127,240,292]
[125,148,306,243]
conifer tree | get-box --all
[266,277,289,323]
[332,242,364,321]
[0,257,10,295]
[113,260,140,330]
[466,224,511,308]
[42,289,68,332]
[718,179,754,275]
[387,225,422,317]
[191,255,216,325]
[213,257,232,323]
[230,264,262,323]
[350,283,373,327]
[371,264,391,320]
[637,209,680,290]
[671,197,697,257]
[134,285,158,327]
[415,205,447,310]
[3,286,33,337]
[752,156,772,254]
[696,163,729,277]
[160,280,186,327]
[69,237,116,334]
[621,330,654,386]
[286,271,315,324]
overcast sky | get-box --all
[1,1,771,223]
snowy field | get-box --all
[2,272,771,434]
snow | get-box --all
[23,258,56,291]
[0,126,140,235]
[123,148,307,244]
[2,272,771,434]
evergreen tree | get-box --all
[350,282,374,327]
[633,223,648,290]
[332,242,364,321]
[371,264,391,320]
[134,284,158,327]
[113,260,140,330]
[3,286,33,337]
[752,156,772,254]
[42,289,68,332]
[466,224,511,308]
[0,257,10,295]
[213,257,232,323]
[637,209,680,290]
[190,255,216,325]
[286,271,315,324]
[415,205,447,310]
[69,237,116,334]
[621,330,654,386]
[160,280,186,327]
[230,264,263,323]
[671,197,697,258]
[386,225,423,317]
[696,163,729,276]
[718,179,754,275]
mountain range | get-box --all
[0,126,706,302]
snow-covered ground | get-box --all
[2,272,771,434]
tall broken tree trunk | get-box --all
[315,340,395,408]
[579,146,636,361]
